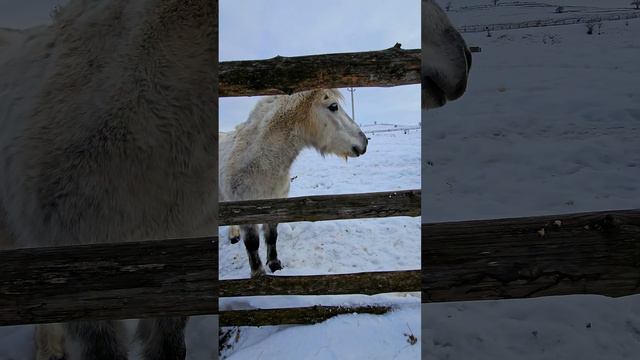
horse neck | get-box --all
[252,94,318,175]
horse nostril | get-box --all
[352,145,361,156]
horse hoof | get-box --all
[229,236,240,244]
[250,267,266,278]
[267,260,283,273]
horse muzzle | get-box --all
[351,131,368,157]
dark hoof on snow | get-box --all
[267,260,283,273]
[229,236,240,244]
[250,267,266,278]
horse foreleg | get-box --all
[228,225,241,244]
[242,224,265,277]
[136,317,188,360]
[264,223,282,273]
[35,323,66,360]
[65,320,128,360]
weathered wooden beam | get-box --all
[219,189,420,226]
[219,305,392,327]
[220,270,420,297]
[457,11,640,33]
[0,237,218,326]
[423,209,640,302]
[219,44,420,97]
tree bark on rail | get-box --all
[219,305,392,327]
[219,44,420,97]
[0,237,218,326]
[220,270,420,297]
[218,189,420,226]
[423,209,640,302]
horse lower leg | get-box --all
[228,225,241,244]
[242,224,265,277]
[36,323,66,360]
[65,320,127,360]
[136,317,188,360]
[263,223,282,272]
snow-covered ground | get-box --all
[220,129,421,359]
[424,1,640,359]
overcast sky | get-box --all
[219,0,420,131]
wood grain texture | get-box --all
[219,305,392,327]
[218,189,420,226]
[219,44,420,97]
[220,270,420,297]
[0,237,218,326]
[422,209,640,302]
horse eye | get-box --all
[328,103,338,112]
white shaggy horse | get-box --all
[0,0,215,359]
[219,89,368,277]
[423,0,472,109]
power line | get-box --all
[347,87,356,122]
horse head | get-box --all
[422,0,472,109]
[307,89,368,159]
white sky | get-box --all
[219,0,421,131]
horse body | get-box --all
[219,89,368,277]
[0,0,216,358]
[422,0,472,109]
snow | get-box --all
[424,295,640,360]
[424,1,640,359]
[220,129,421,359]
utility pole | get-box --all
[347,87,356,122]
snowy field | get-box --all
[424,1,640,359]
[219,129,421,359]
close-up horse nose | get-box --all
[352,145,365,156]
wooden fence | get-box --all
[217,44,425,327]
[217,190,422,327]
[218,43,640,327]
[4,37,636,331]
[219,201,640,325]
[0,237,218,326]
[3,194,638,326]
[423,209,640,302]
[0,190,421,327]
[0,45,422,326]
[457,10,640,33]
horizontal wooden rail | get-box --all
[220,270,420,297]
[218,189,420,226]
[219,44,420,97]
[423,209,640,302]
[0,237,218,326]
[458,11,640,33]
[220,305,392,327]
